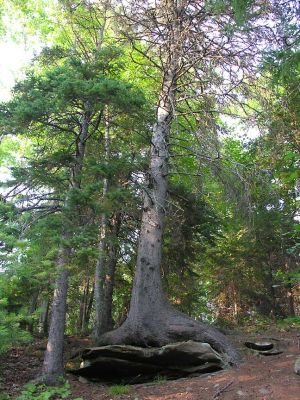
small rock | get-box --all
[294,356,300,375]
[259,388,271,395]
[78,376,89,383]
[237,390,246,396]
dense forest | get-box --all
[0,0,299,396]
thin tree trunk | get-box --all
[41,105,91,384]
[287,282,296,317]
[94,212,108,337]
[41,245,70,385]
[78,278,90,334]
[267,253,281,318]
[80,278,90,334]
[84,285,94,333]
[94,108,111,339]
[28,290,39,334]
[78,292,85,335]
[39,298,49,336]
[286,257,296,317]
[100,213,122,331]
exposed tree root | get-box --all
[97,306,241,365]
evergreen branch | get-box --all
[44,121,78,136]
[16,205,62,213]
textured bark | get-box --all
[41,249,70,385]
[97,2,240,365]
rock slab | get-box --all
[68,341,227,383]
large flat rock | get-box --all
[68,341,227,383]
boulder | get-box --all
[68,341,227,383]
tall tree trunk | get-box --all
[97,2,240,364]
[84,285,94,333]
[81,278,92,334]
[94,109,113,338]
[97,212,121,334]
[94,212,108,338]
[287,282,296,317]
[78,277,90,335]
[39,298,49,336]
[28,290,39,334]
[40,106,91,384]
[286,257,296,317]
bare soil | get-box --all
[1,330,299,400]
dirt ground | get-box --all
[1,331,299,400]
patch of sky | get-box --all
[220,115,260,143]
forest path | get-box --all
[1,331,299,400]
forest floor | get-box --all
[0,329,299,400]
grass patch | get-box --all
[153,374,167,384]
[107,384,131,396]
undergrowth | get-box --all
[277,316,300,330]
[0,300,32,354]
[15,381,82,400]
